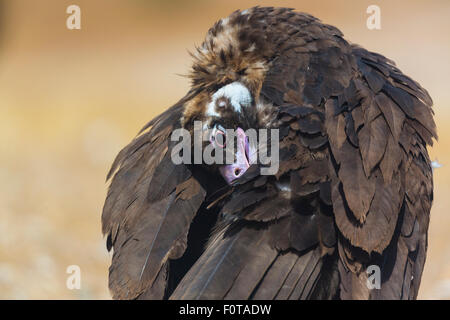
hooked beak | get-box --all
[219,127,255,184]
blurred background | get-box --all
[0,0,449,299]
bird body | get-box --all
[102,7,436,300]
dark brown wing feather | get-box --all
[102,98,207,299]
[169,93,339,300]
[259,12,435,299]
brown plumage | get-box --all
[102,7,436,300]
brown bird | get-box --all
[102,7,436,300]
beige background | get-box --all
[0,0,449,299]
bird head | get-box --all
[182,80,274,184]
[178,10,278,184]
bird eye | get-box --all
[210,124,226,148]
[214,130,226,148]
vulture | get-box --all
[102,7,436,300]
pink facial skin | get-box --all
[218,127,255,184]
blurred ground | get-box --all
[0,0,449,299]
